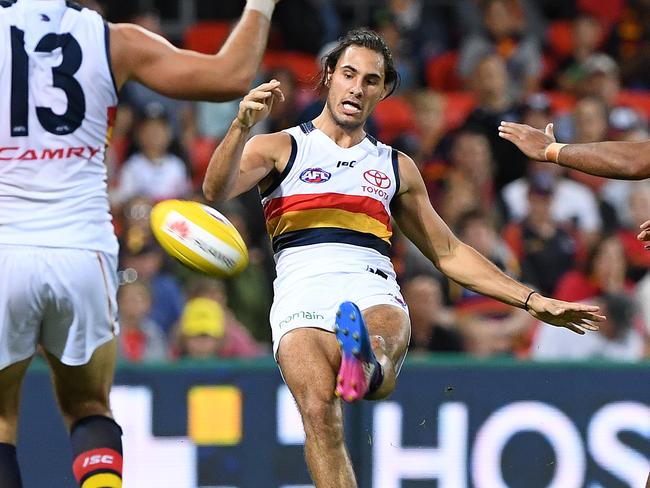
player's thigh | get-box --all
[40,250,119,367]
[0,246,48,370]
[44,338,117,426]
[277,328,340,407]
[0,357,32,442]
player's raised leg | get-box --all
[278,328,357,488]
[0,358,31,488]
[335,303,409,402]
[45,339,123,488]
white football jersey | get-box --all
[260,121,401,271]
[0,0,118,254]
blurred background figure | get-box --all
[111,102,192,206]
[116,281,168,363]
[119,239,185,339]
[463,54,529,189]
[401,275,463,354]
[502,171,582,295]
[531,293,647,360]
[175,297,267,360]
[502,159,602,246]
[458,0,543,99]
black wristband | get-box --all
[524,290,537,311]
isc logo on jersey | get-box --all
[300,168,331,183]
[82,454,114,468]
[150,200,248,278]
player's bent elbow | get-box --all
[630,158,650,180]
[202,183,229,204]
[202,183,217,203]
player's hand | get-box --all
[638,219,650,248]
[525,293,605,335]
[498,122,556,161]
[236,79,285,129]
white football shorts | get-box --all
[0,245,119,369]
[270,262,409,359]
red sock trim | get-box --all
[72,448,123,483]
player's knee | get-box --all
[0,416,18,444]
[59,396,111,426]
[300,398,343,442]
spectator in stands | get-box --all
[463,54,528,189]
[599,107,649,224]
[448,210,522,342]
[116,281,168,363]
[449,210,533,358]
[531,292,646,360]
[458,0,543,99]
[555,15,604,93]
[501,159,602,245]
[438,130,496,228]
[617,183,650,281]
[554,234,633,302]
[176,297,266,359]
[564,96,612,193]
[371,11,416,89]
[406,90,446,170]
[502,172,581,295]
[606,0,650,89]
[520,92,553,132]
[111,103,192,205]
[456,209,520,279]
[120,239,185,338]
[401,275,463,354]
[578,54,622,109]
[382,0,452,66]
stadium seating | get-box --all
[183,21,232,54]
[425,50,462,92]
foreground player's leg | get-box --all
[0,357,31,488]
[45,339,123,488]
[335,303,409,402]
[278,328,357,488]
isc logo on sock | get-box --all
[82,454,114,467]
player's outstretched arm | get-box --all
[393,152,605,334]
[498,121,650,180]
[203,80,287,203]
[110,0,280,100]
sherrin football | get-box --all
[150,199,249,278]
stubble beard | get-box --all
[326,97,364,130]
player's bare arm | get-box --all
[393,151,605,334]
[498,121,650,180]
[202,81,287,202]
[109,0,280,100]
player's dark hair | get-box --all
[317,28,400,98]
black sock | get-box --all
[0,443,22,488]
[70,415,123,487]
[366,361,384,397]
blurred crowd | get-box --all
[97,0,650,363]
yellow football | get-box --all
[150,199,249,278]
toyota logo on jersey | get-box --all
[363,169,391,189]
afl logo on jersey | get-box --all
[363,169,391,189]
[300,168,331,184]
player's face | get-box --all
[325,46,387,130]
